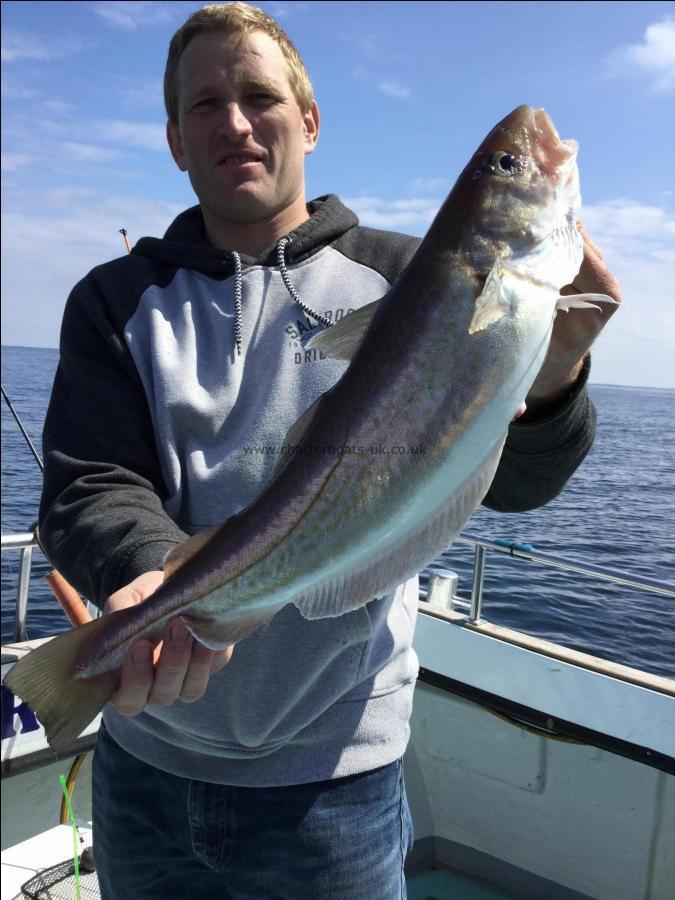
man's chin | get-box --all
[203,190,278,225]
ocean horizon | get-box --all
[4,343,674,393]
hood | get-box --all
[131,194,359,278]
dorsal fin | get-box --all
[305,298,382,360]
[163,524,221,578]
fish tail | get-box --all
[3,616,120,755]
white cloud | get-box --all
[580,199,675,388]
[606,17,675,93]
[389,199,437,212]
[63,143,126,162]
[2,32,56,62]
[1,30,88,62]
[1,153,32,172]
[42,99,74,114]
[1,80,40,100]
[269,2,312,18]
[344,195,439,230]
[118,80,165,111]
[1,190,184,348]
[90,1,178,31]
[410,176,451,194]
[377,80,411,100]
[351,67,411,100]
[580,199,675,256]
[3,114,167,168]
[94,120,167,152]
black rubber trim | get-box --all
[417,667,675,775]
[1,732,97,777]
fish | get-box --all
[4,105,615,753]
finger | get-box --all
[576,220,603,259]
[568,239,621,303]
[572,251,621,302]
[511,401,527,422]
[147,621,193,707]
[112,639,155,716]
[210,645,234,674]
[179,640,218,703]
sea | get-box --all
[2,345,674,678]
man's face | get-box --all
[167,30,318,233]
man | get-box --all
[38,4,620,898]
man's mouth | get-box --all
[217,152,265,167]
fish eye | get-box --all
[492,152,519,175]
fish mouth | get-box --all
[527,107,578,179]
[487,105,578,182]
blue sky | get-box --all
[2,1,674,387]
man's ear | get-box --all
[303,101,320,155]
[167,119,188,172]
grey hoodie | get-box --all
[39,195,596,785]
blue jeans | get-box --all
[93,723,413,899]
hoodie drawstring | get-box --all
[230,237,333,358]
[275,238,335,330]
[232,250,243,357]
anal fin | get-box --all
[184,604,282,649]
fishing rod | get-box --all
[1,384,44,471]
[2,384,90,626]
[4,224,131,621]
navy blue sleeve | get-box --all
[39,266,187,608]
[483,356,596,512]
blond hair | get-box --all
[164,2,314,121]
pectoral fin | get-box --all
[556,293,617,313]
[469,257,515,334]
[306,299,382,360]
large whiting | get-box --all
[4,105,614,753]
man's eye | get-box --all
[247,92,277,104]
[193,98,217,112]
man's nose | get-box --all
[219,103,253,139]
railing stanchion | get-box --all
[16,545,32,642]
[469,545,486,623]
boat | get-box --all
[2,526,674,900]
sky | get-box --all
[2,0,674,388]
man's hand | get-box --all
[523,224,621,419]
[104,571,234,717]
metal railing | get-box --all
[421,532,675,624]
[3,529,675,641]
[1,532,37,642]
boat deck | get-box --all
[1,825,97,900]
[407,866,513,899]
